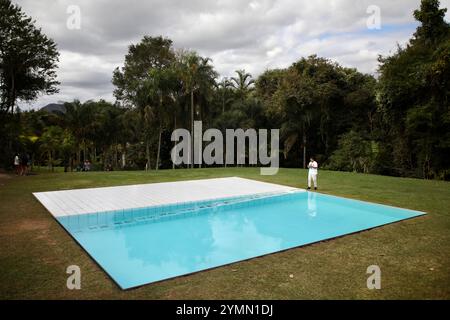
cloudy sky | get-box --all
[14,0,450,110]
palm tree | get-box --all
[281,101,314,169]
[117,109,140,169]
[177,51,217,168]
[276,69,315,169]
[230,69,255,100]
[143,67,180,171]
[135,79,155,171]
[143,105,154,171]
[40,126,63,171]
[90,101,124,169]
[60,129,76,172]
[64,100,93,165]
[218,77,233,113]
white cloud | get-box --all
[13,0,450,109]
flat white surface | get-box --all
[33,177,301,217]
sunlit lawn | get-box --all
[0,167,449,299]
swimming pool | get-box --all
[55,191,424,289]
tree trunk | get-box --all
[302,132,307,169]
[30,154,34,172]
[77,147,81,167]
[145,139,150,171]
[101,148,107,170]
[156,127,162,171]
[49,151,53,172]
[224,134,227,168]
[173,116,176,169]
[10,72,15,114]
[222,89,225,114]
[114,144,118,168]
[122,143,127,169]
[83,140,87,161]
[190,90,194,169]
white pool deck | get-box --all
[33,177,301,217]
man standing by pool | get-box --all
[307,157,318,190]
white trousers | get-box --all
[308,173,317,188]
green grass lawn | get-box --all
[0,167,449,299]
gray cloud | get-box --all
[14,0,450,110]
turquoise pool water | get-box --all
[57,191,424,289]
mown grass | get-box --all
[0,167,449,299]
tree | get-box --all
[60,130,76,172]
[177,50,217,168]
[112,36,175,106]
[413,0,449,45]
[145,67,178,170]
[116,108,141,169]
[327,130,376,173]
[40,126,63,171]
[257,55,377,169]
[230,69,255,100]
[113,36,176,170]
[278,68,315,169]
[64,100,95,165]
[377,0,450,178]
[88,100,124,169]
[218,77,233,113]
[0,0,59,113]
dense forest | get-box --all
[1,0,449,179]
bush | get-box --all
[326,130,376,173]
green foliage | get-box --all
[257,55,377,168]
[0,0,59,168]
[0,0,59,113]
[413,0,449,45]
[112,36,175,107]
[39,126,64,170]
[377,0,450,179]
[2,0,449,180]
[230,69,255,100]
[327,131,376,173]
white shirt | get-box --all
[308,161,318,175]
[14,156,20,165]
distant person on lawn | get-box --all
[14,154,20,175]
[307,157,318,190]
[20,153,29,176]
